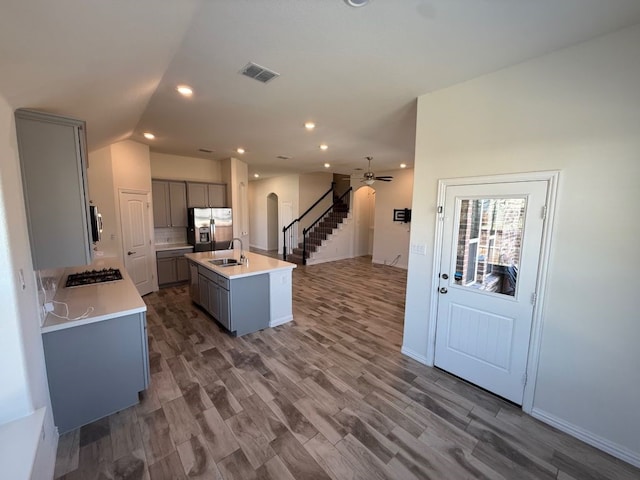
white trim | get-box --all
[428,170,560,412]
[522,171,560,413]
[532,408,640,468]
[269,315,293,328]
[401,346,432,366]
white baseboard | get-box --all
[531,408,640,468]
[400,346,431,366]
[269,315,293,328]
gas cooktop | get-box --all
[65,268,123,288]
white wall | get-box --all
[298,172,333,231]
[370,168,413,269]
[87,145,119,256]
[0,95,57,478]
[150,151,222,182]
[88,140,153,263]
[249,175,299,251]
[404,24,640,464]
[222,157,249,245]
[352,186,374,257]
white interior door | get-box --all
[120,191,154,296]
[434,181,547,404]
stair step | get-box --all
[286,253,304,264]
[287,201,351,264]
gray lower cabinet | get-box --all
[157,249,192,287]
[194,265,269,336]
[42,313,149,434]
[157,257,176,285]
[176,256,189,282]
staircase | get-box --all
[287,200,350,265]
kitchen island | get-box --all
[185,249,296,336]
[41,259,148,434]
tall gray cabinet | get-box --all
[15,109,92,270]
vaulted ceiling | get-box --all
[2,0,640,178]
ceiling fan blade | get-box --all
[375,178,392,182]
[375,176,393,180]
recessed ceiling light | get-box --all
[176,85,193,97]
[254,173,260,178]
[400,163,407,168]
[304,122,315,130]
[236,148,245,154]
[344,0,369,7]
[319,144,328,151]
[324,163,331,168]
[143,132,155,140]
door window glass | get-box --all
[454,198,526,296]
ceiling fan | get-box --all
[359,156,393,185]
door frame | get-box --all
[426,171,559,413]
[117,188,156,292]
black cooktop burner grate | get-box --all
[65,268,123,287]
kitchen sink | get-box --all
[209,258,239,267]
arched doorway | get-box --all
[353,186,375,257]
[267,193,279,252]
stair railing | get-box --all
[301,187,352,265]
[282,182,335,260]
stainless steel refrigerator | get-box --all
[187,208,233,252]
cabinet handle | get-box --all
[128,251,136,255]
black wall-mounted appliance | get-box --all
[89,205,102,243]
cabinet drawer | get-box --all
[157,248,192,259]
[217,275,230,290]
[198,265,218,282]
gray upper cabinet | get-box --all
[15,109,92,270]
[169,182,188,227]
[208,183,226,208]
[186,182,207,208]
[152,181,170,227]
[152,180,187,227]
[187,182,227,208]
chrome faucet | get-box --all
[229,237,246,264]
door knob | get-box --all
[439,287,448,294]
[127,251,136,255]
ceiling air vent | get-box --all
[240,62,280,84]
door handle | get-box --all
[439,287,448,294]
[127,251,136,255]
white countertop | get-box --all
[0,407,45,480]
[41,258,146,334]
[185,249,296,279]
[154,243,193,252]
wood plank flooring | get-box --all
[54,256,639,479]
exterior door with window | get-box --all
[434,181,547,404]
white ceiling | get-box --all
[2,0,640,178]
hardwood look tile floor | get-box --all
[55,256,639,479]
